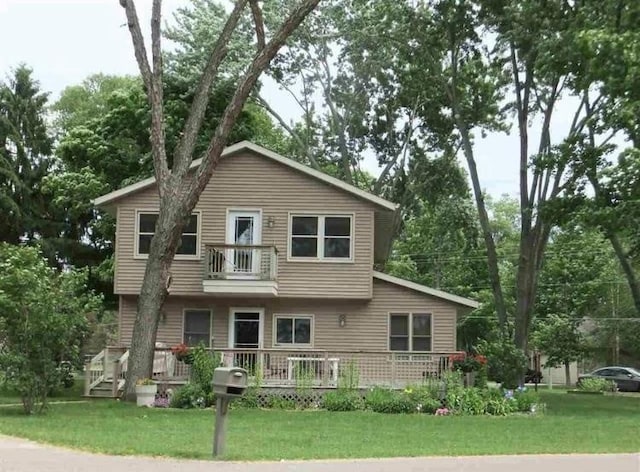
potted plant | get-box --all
[135,378,158,407]
[171,343,193,364]
[449,352,487,387]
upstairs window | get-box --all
[136,211,199,257]
[290,215,352,260]
[389,313,432,351]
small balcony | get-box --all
[202,244,278,296]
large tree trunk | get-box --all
[457,124,509,330]
[123,204,186,400]
[564,361,571,387]
[119,0,320,399]
[607,231,640,315]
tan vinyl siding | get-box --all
[118,279,457,352]
[114,152,374,298]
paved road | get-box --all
[0,435,638,472]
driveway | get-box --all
[0,435,638,472]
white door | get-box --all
[226,210,261,275]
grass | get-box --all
[0,390,637,460]
[0,381,85,405]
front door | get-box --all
[226,210,261,276]
[230,309,264,372]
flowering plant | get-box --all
[171,343,193,363]
[449,352,488,373]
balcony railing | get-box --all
[204,244,278,280]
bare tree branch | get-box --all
[172,0,249,177]
[250,0,266,51]
[120,0,152,91]
[255,93,321,170]
[373,98,421,195]
[121,0,169,189]
[188,0,321,204]
[315,44,352,184]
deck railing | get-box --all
[204,244,278,281]
[143,347,459,389]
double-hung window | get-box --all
[290,215,352,260]
[274,315,313,346]
[389,313,432,351]
[136,211,199,257]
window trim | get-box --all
[287,212,354,262]
[387,312,434,352]
[272,314,314,348]
[182,308,213,348]
[134,209,202,260]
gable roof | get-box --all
[373,271,480,309]
[93,141,399,211]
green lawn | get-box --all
[0,391,638,460]
[0,382,85,405]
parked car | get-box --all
[578,366,640,392]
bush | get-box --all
[478,338,528,389]
[264,395,296,410]
[0,244,99,414]
[577,377,617,393]
[323,390,364,411]
[458,388,486,415]
[404,385,442,413]
[190,344,218,396]
[484,391,516,416]
[514,388,539,412]
[169,384,208,409]
[365,387,414,414]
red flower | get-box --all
[171,343,189,356]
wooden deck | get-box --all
[84,347,460,397]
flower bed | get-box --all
[164,371,540,416]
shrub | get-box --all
[264,395,296,410]
[365,387,414,414]
[442,371,465,410]
[577,377,617,393]
[0,244,98,414]
[337,360,360,390]
[190,344,218,395]
[458,388,486,415]
[323,390,364,411]
[404,386,442,413]
[478,338,528,389]
[169,384,207,409]
[514,388,539,412]
[484,395,516,416]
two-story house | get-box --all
[87,141,478,396]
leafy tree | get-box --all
[531,315,586,386]
[117,0,319,400]
[341,0,617,356]
[0,65,55,250]
[0,243,101,414]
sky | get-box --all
[0,0,620,198]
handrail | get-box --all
[204,243,278,251]
[204,244,278,281]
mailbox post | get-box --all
[211,367,248,457]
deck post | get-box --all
[103,346,109,380]
[322,351,329,387]
[84,360,91,396]
[391,353,397,389]
[112,359,121,398]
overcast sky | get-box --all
[0,0,614,199]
